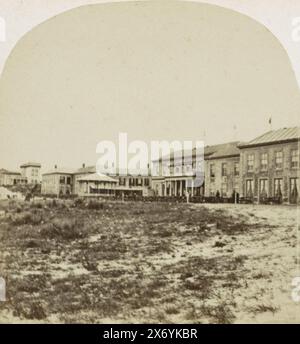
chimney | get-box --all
[82,163,85,168]
[54,165,57,169]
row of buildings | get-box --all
[1,127,299,203]
[0,162,41,186]
[152,127,299,204]
[41,165,152,197]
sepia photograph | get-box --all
[0,0,300,332]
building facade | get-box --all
[76,172,118,196]
[41,167,75,196]
[204,142,240,198]
[114,174,152,197]
[239,127,300,204]
[151,151,204,197]
[151,142,240,198]
[39,127,299,203]
[20,162,41,184]
[41,164,152,197]
[0,169,27,186]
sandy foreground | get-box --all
[202,203,300,323]
[0,200,299,324]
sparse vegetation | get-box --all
[0,200,294,323]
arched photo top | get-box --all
[0,0,299,168]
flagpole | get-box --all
[268,116,273,131]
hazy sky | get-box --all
[0,1,300,171]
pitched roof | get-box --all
[239,127,300,148]
[0,168,21,175]
[206,142,240,159]
[43,167,76,176]
[152,141,242,163]
[77,172,118,183]
[20,162,41,168]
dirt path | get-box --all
[197,203,300,323]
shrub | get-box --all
[40,218,87,240]
[11,211,42,226]
[165,305,180,315]
[14,301,47,320]
[30,202,43,209]
[51,199,57,208]
[87,200,104,210]
[73,198,84,208]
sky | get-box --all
[0,0,299,172]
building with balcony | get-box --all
[41,164,152,197]
[151,144,231,198]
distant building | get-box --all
[239,127,300,204]
[73,164,96,195]
[41,167,75,196]
[204,142,240,198]
[151,143,237,198]
[76,172,118,196]
[20,162,41,184]
[113,173,152,197]
[151,149,204,197]
[40,127,299,203]
[0,168,27,186]
[41,164,152,197]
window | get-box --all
[184,164,192,174]
[66,177,71,185]
[247,154,254,172]
[144,178,149,187]
[290,178,299,203]
[154,163,160,176]
[246,179,254,197]
[162,163,169,176]
[175,166,180,175]
[119,177,126,186]
[137,178,142,186]
[291,149,299,168]
[275,151,283,169]
[259,179,268,197]
[274,178,283,197]
[129,178,138,187]
[221,163,227,177]
[210,163,215,182]
[234,162,239,176]
[59,176,65,184]
[221,183,227,196]
[260,153,268,171]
